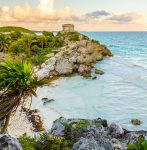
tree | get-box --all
[0,59,44,133]
[42,31,54,37]
[10,31,22,41]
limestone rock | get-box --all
[51,117,67,136]
[0,134,22,150]
[35,33,112,78]
[78,64,91,74]
[109,123,124,138]
[111,138,121,150]
[73,137,105,150]
[55,59,73,75]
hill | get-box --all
[0,26,35,34]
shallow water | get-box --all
[32,32,147,130]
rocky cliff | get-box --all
[36,32,112,79]
[51,117,147,150]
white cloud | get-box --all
[0,0,146,31]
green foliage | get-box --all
[127,135,147,150]
[9,38,29,55]
[142,140,147,150]
[0,34,11,53]
[19,133,71,150]
[76,120,90,129]
[94,122,100,128]
[39,133,70,150]
[0,59,42,94]
[31,48,53,65]
[1,27,82,66]
[91,39,100,44]
[68,32,80,41]
[10,31,22,41]
[42,31,54,37]
[127,144,137,150]
[18,133,41,150]
[0,26,34,34]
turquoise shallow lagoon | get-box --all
[32,32,147,130]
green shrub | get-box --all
[76,120,90,129]
[91,39,100,44]
[127,135,147,150]
[127,144,137,150]
[31,48,53,65]
[10,31,22,41]
[0,34,11,53]
[18,133,41,150]
[9,38,29,55]
[94,122,100,128]
[68,32,80,41]
[43,31,54,37]
[19,133,71,150]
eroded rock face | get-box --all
[0,134,22,150]
[73,137,105,150]
[36,34,112,79]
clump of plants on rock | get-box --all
[18,133,71,150]
[127,135,147,150]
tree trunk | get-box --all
[0,111,12,134]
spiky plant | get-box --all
[0,34,11,53]
[0,59,43,133]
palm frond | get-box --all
[0,59,43,120]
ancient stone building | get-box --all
[62,24,74,32]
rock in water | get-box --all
[131,119,141,125]
[42,98,55,105]
[0,134,22,150]
[95,69,104,75]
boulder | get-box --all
[92,75,97,80]
[55,59,73,75]
[95,69,104,75]
[0,134,22,150]
[109,123,124,138]
[51,117,67,136]
[131,119,141,125]
[111,138,122,150]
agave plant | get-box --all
[0,59,44,133]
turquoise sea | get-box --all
[32,32,147,130]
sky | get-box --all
[0,0,147,31]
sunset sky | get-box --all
[0,0,147,31]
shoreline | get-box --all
[8,78,63,137]
[7,75,146,138]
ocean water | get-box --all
[32,32,147,130]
